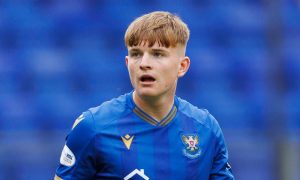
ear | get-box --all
[125,56,129,67]
[178,56,190,77]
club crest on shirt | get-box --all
[181,134,201,159]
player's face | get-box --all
[126,41,190,99]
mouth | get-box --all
[140,75,156,83]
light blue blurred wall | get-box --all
[0,0,299,179]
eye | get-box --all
[153,52,164,57]
[129,52,142,58]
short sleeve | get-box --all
[208,114,235,180]
[55,111,97,180]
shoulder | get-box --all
[67,93,132,147]
[176,97,221,136]
[86,93,132,129]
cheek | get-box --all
[128,64,137,81]
[127,62,133,73]
[162,68,178,84]
[168,64,180,78]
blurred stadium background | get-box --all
[0,0,299,179]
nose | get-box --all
[140,53,152,70]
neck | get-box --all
[133,91,175,121]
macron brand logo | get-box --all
[121,134,134,150]
[60,145,76,167]
[124,169,149,180]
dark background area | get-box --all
[0,0,299,179]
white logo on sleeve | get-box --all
[60,145,76,167]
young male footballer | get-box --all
[55,11,234,180]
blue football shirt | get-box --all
[55,92,234,179]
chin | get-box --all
[136,88,160,98]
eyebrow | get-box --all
[151,49,166,52]
[128,48,169,54]
[151,49,169,55]
[128,48,142,52]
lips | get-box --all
[140,75,156,82]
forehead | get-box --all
[128,41,174,51]
[127,41,186,56]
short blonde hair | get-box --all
[124,11,190,48]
